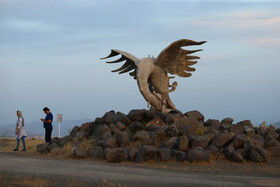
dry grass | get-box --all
[250,179,280,186]
[47,141,73,159]
[195,122,206,136]
[101,180,126,187]
[0,174,50,187]
[0,138,44,152]
[0,174,88,187]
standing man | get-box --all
[41,107,53,142]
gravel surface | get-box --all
[0,152,279,187]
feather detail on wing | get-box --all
[101,49,140,79]
[155,39,206,77]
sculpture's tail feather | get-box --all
[100,50,119,59]
[106,56,127,63]
[111,61,131,72]
[101,49,140,79]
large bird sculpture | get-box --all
[101,39,206,114]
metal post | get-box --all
[59,122,61,138]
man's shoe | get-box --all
[13,149,19,151]
[21,149,26,152]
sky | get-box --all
[0,0,279,127]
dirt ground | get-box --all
[0,139,280,187]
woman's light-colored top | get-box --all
[16,117,27,139]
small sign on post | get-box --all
[56,114,63,138]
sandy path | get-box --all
[0,152,279,187]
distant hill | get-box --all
[0,119,92,137]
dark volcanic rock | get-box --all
[128,109,149,122]
[259,126,267,137]
[95,124,111,140]
[128,121,143,133]
[166,125,179,137]
[104,148,127,163]
[249,145,268,162]
[267,124,276,133]
[50,137,60,144]
[70,126,80,137]
[165,137,178,149]
[117,112,132,125]
[95,117,105,124]
[108,124,121,134]
[73,131,86,141]
[211,133,233,148]
[184,110,204,123]
[74,147,88,158]
[145,118,164,132]
[232,134,248,149]
[229,124,244,134]
[151,128,167,146]
[36,143,49,153]
[249,135,265,148]
[232,150,244,163]
[205,119,221,130]
[253,134,264,141]
[237,120,253,128]
[58,135,71,147]
[171,150,187,161]
[264,134,280,148]
[164,113,184,124]
[221,117,234,125]
[97,137,117,149]
[221,124,231,131]
[236,149,249,159]
[88,146,103,158]
[187,147,210,162]
[158,148,171,161]
[223,144,235,159]
[133,131,150,142]
[192,133,216,149]
[143,138,154,146]
[44,109,278,164]
[116,122,126,131]
[267,146,280,157]
[136,145,158,162]
[252,140,265,148]
[174,118,200,137]
[146,124,161,132]
[128,148,138,161]
[115,132,130,147]
[102,110,115,123]
[80,122,94,134]
[47,143,59,152]
[103,111,131,125]
[207,145,219,153]
[244,126,255,137]
[175,136,189,151]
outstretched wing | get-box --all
[155,39,206,77]
[101,49,140,79]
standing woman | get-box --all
[13,110,27,151]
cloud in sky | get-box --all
[0,0,279,126]
[1,19,63,33]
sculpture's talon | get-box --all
[169,81,178,92]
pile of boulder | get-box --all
[36,109,280,163]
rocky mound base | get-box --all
[36,109,280,163]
